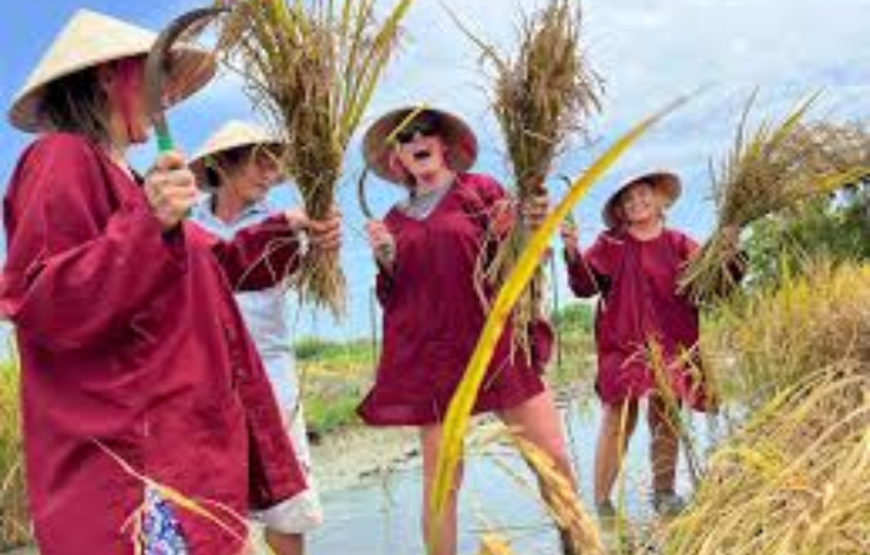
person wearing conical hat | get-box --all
[560,172,742,520]
[357,106,578,555]
[188,120,325,555]
[0,10,338,555]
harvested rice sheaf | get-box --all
[679,95,868,306]
[217,0,415,315]
[455,0,602,360]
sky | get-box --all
[0,0,868,341]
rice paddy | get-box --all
[0,358,29,552]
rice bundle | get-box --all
[678,95,867,305]
[459,0,602,359]
[217,0,415,315]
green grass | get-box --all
[295,336,376,366]
[296,337,375,437]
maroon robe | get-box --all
[0,133,307,555]
[565,228,711,410]
[358,173,553,426]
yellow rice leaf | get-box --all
[428,94,691,551]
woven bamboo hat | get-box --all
[603,171,682,229]
[362,105,478,184]
[8,9,216,133]
[189,120,285,187]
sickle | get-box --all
[357,167,374,220]
[144,6,228,153]
[558,174,578,226]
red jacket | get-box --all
[0,134,307,554]
[358,173,552,426]
[566,229,707,409]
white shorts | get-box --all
[253,404,323,534]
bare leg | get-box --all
[421,424,464,555]
[497,386,576,486]
[264,530,304,555]
[593,400,638,506]
[648,395,679,495]
[498,387,577,554]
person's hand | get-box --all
[520,192,550,230]
[560,218,581,263]
[144,151,198,231]
[365,220,396,271]
[288,205,342,252]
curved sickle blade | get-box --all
[357,167,374,220]
[144,6,228,152]
[557,174,578,226]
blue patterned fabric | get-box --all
[143,487,188,555]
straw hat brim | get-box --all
[189,120,286,188]
[8,10,216,133]
[362,106,478,184]
[602,171,682,229]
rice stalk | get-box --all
[658,365,870,555]
[646,339,706,487]
[453,0,602,360]
[706,261,870,405]
[678,94,868,306]
[0,357,30,551]
[429,96,689,555]
[478,533,520,555]
[217,0,415,316]
[509,431,605,555]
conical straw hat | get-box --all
[190,120,284,168]
[363,105,478,185]
[8,9,216,133]
[189,120,286,187]
[602,170,682,229]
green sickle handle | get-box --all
[156,129,175,154]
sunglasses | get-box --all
[394,118,440,144]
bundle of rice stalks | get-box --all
[508,432,605,555]
[678,95,867,305]
[455,0,602,359]
[709,262,870,404]
[659,365,870,555]
[218,0,415,315]
[0,359,30,551]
